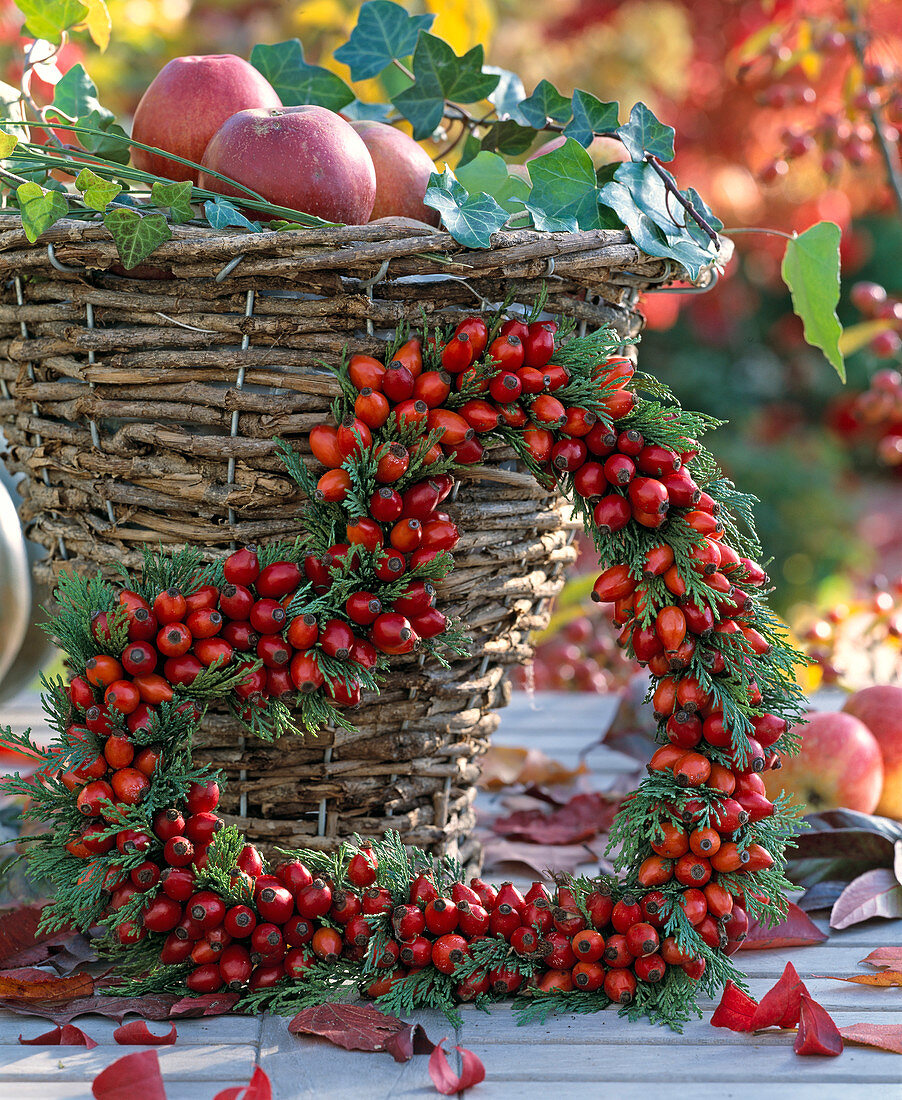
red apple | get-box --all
[843,685,902,818]
[198,106,376,225]
[763,710,883,814]
[131,54,282,184]
[348,120,440,225]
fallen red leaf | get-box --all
[288,1003,407,1052]
[19,1023,97,1048]
[114,1021,177,1045]
[212,1067,273,1100]
[0,906,79,969]
[383,1022,436,1063]
[169,991,241,1017]
[795,993,843,1056]
[831,869,902,930]
[814,971,902,987]
[741,902,828,950]
[492,791,618,845]
[478,745,587,791]
[750,962,809,1030]
[0,967,63,981]
[860,948,902,970]
[429,1040,486,1095]
[0,972,94,1002]
[840,1022,902,1054]
[710,980,758,1032]
[92,1050,167,1100]
[0,992,178,1024]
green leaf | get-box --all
[74,167,121,211]
[334,0,435,81]
[72,110,131,165]
[455,151,530,215]
[781,221,845,381]
[562,90,619,147]
[0,80,26,138]
[523,137,601,232]
[480,119,536,157]
[391,35,499,140]
[46,63,112,123]
[517,79,572,129]
[340,100,396,123]
[0,132,17,158]
[249,40,354,112]
[423,166,510,249]
[616,100,675,162]
[15,181,68,242]
[103,208,172,269]
[485,66,526,119]
[203,199,261,233]
[17,0,88,43]
[151,180,193,224]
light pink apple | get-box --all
[198,106,376,225]
[763,710,884,814]
[131,54,282,184]
[843,685,902,818]
[348,120,440,225]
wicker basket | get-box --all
[0,216,674,866]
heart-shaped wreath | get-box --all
[0,308,805,1029]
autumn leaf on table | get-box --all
[288,1003,409,1053]
[429,1040,486,1095]
[168,991,241,1017]
[813,971,902,987]
[710,980,758,1032]
[750,962,809,1030]
[741,901,828,949]
[384,1023,435,1063]
[0,972,94,1003]
[479,835,607,879]
[840,1023,902,1054]
[0,992,178,1024]
[830,868,902,929]
[213,1067,273,1100]
[19,1023,97,1048]
[113,1021,177,1045]
[477,744,586,791]
[860,947,902,970]
[794,993,843,1056]
[0,905,80,969]
[92,1049,167,1100]
[492,791,619,845]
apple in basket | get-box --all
[843,685,902,819]
[198,106,377,225]
[131,54,282,184]
[348,120,441,226]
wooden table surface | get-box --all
[1,689,900,1100]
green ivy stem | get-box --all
[721,227,795,240]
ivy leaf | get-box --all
[0,80,26,139]
[46,63,111,122]
[15,182,68,243]
[781,220,845,381]
[485,66,526,119]
[480,120,536,157]
[72,109,130,165]
[203,199,261,233]
[83,0,111,51]
[103,208,172,269]
[455,152,530,215]
[249,40,353,112]
[74,167,120,211]
[616,100,675,162]
[151,180,194,224]
[423,166,509,249]
[517,79,572,130]
[0,132,17,158]
[523,137,601,232]
[562,90,619,147]
[392,35,499,140]
[334,0,435,81]
[17,0,88,44]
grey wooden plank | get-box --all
[465,1040,902,1082]
[478,1085,901,1100]
[0,1013,261,1046]
[0,1043,257,1080]
[736,944,897,976]
[2,1083,254,1100]
[461,1003,902,1045]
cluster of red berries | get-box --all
[849,366,902,469]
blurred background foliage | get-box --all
[1,0,900,669]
